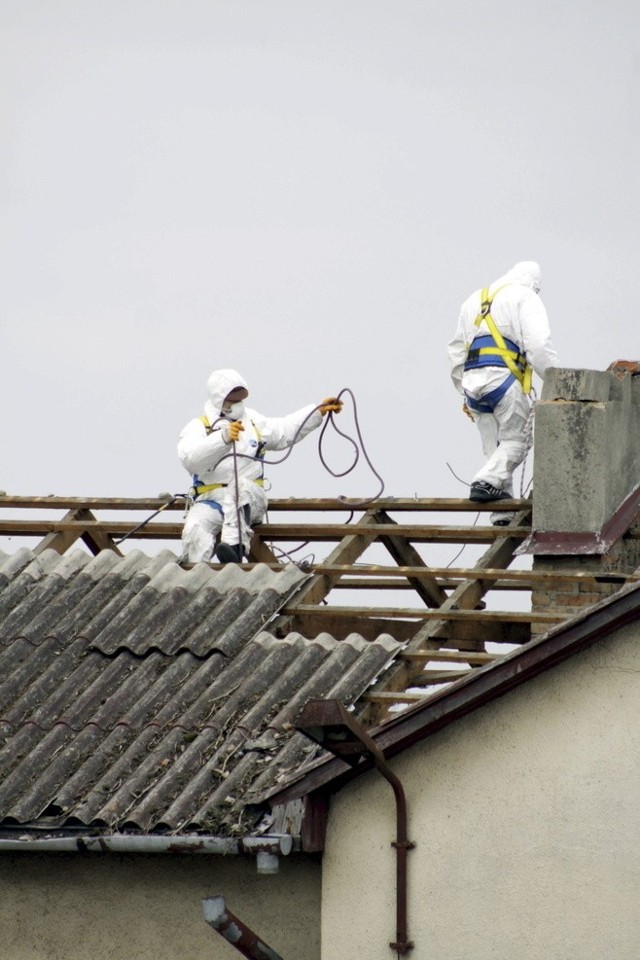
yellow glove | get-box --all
[462,401,474,422]
[319,397,343,416]
[224,420,245,443]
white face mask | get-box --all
[222,400,245,421]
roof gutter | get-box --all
[0,834,294,872]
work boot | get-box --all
[492,515,515,527]
[215,543,243,564]
[469,481,512,503]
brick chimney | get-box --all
[525,366,640,633]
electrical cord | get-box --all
[192,388,385,562]
[217,388,384,498]
[114,494,183,546]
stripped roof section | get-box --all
[262,580,640,821]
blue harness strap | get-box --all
[464,335,526,372]
[465,374,516,414]
[201,500,224,514]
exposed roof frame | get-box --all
[265,580,640,807]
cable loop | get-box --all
[123,390,384,559]
[213,387,385,508]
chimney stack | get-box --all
[526,366,640,632]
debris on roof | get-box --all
[0,547,400,838]
[1,481,639,843]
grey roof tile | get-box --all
[0,548,402,837]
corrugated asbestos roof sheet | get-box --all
[0,548,400,837]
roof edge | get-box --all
[265,581,640,806]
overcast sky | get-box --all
[3,0,639,510]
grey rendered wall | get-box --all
[533,368,640,531]
[0,851,320,960]
[321,622,640,960]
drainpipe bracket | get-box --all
[390,939,414,954]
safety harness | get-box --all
[463,284,532,413]
[190,415,266,498]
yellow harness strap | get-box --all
[193,479,265,496]
[473,285,532,394]
[194,416,265,497]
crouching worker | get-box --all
[178,368,343,564]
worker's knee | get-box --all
[182,505,223,562]
[501,439,529,471]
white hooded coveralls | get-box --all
[178,369,322,562]
[447,261,558,497]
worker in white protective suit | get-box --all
[178,369,343,563]
[447,261,558,525]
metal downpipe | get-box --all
[202,896,284,960]
[371,758,415,957]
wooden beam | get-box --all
[330,578,530,591]
[299,564,635,583]
[331,578,423,590]
[278,611,420,644]
[0,520,528,545]
[246,534,282,564]
[81,528,124,557]
[33,508,87,555]
[372,508,448,608]
[281,609,530,647]
[407,669,474,685]
[0,519,185,539]
[32,509,124,557]
[401,650,498,665]
[360,507,533,724]
[254,497,529,513]
[248,523,530,543]
[0,495,528,512]
[283,603,562,624]
[362,691,432,704]
[0,496,185,511]
[277,511,384,609]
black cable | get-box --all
[318,388,385,507]
[446,462,471,487]
[208,389,385,559]
[114,495,183,546]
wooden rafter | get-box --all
[2,494,638,730]
[270,510,383,637]
[284,604,561,624]
[371,508,448,608]
[0,495,542,668]
[245,521,530,544]
[359,507,533,725]
[33,509,123,557]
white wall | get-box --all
[322,622,640,959]
[0,852,320,960]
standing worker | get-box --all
[447,261,558,523]
[178,368,343,563]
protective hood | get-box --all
[206,369,249,414]
[504,261,541,294]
